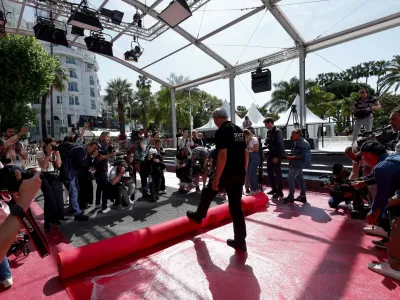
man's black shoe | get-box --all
[111,204,125,211]
[283,196,294,203]
[227,239,247,251]
[74,214,89,221]
[267,189,277,195]
[187,211,202,224]
[275,191,284,198]
[295,195,307,203]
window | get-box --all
[86,63,93,69]
[69,96,79,105]
[69,70,77,78]
[68,82,78,92]
[91,100,96,109]
[90,87,95,97]
[56,96,62,104]
[66,56,76,65]
[90,76,94,85]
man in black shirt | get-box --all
[187,108,249,251]
[352,88,381,143]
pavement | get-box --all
[34,172,226,248]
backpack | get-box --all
[302,141,312,168]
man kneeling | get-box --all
[109,160,134,210]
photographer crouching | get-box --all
[36,138,64,232]
[109,159,134,210]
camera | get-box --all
[0,165,35,194]
[51,145,60,151]
[357,125,397,151]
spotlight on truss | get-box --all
[33,17,69,47]
[68,4,103,31]
[71,25,85,36]
[84,31,113,56]
[132,11,142,28]
[100,8,124,25]
[158,0,192,28]
[124,38,143,63]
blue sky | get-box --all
[10,0,400,108]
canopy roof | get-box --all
[274,94,327,126]
[3,0,400,90]
[245,103,265,128]
[196,99,243,131]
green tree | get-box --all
[0,34,57,129]
[104,78,134,138]
[373,93,400,126]
[305,86,336,119]
[261,77,316,114]
[378,55,400,93]
[236,105,248,119]
[41,61,68,138]
[136,74,152,90]
[133,87,155,130]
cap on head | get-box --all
[332,164,344,176]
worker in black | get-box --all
[263,117,285,198]
[187,108,249,251]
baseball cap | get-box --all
[332,164,344,176]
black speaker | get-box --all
[251,68,271,93]
[84,36,113,56]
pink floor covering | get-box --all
[2,191,400,300]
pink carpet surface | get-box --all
[2,192,400,300]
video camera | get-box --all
[357,125,397,151]
[0,165,51,258]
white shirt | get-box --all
[109,166,118,180]
[247,137,259,153]
[36,150,56,172]
[178,137,193,158]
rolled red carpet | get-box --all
[58,193,268,280]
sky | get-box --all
[8,0,400,108]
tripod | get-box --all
[285,105,300,139]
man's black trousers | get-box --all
[266,156,283,192]
[195,176,247,243]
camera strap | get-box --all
[8,199,51,258]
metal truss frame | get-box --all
[5,0,400,92]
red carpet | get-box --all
[2,192,400,300]
[58,193,268,280]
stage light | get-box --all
[68,7,103,31]
[100,8,124,25]
[71,26,84,36]
[251,67,271,93]
[124,39,143,62]
[84,31,113,56]
[158,0,192,28]
[133,12,140,24]
[33,17,69,47]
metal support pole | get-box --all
[170,88,177,148]
[229,73,236,124]
[299,47,306,128]
[189,90,193,133]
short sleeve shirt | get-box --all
[215,121,247,180]
[192,147,209,160]
[36,150,56,172]
[354,97,377,114]
[247,137,259,153]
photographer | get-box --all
[1,124,29,169]
[389,106,400,153]
[352,88,381,143]
[263,118,285,198]
[326,164,353,208]
[148,148,166,201]
[191,146,209,192]
[0,172,42,288]
[135,136,151,197]
[95,132,116,214]
[61,141,100,221]
[109,160,132,210]
[154,139,166,192]
[124,150,137,201]
[36,138,64,232]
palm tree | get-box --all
[373,60,388,94]
[136,75,152,90]
[133,87,154,130]
[361,61,375,84]
[262,77,316,114]
[378,56,400,93]
[104,78,134,138]
[41,61,68,139]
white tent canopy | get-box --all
[245,103,265,128]
[275,95,328,126]
[196,100,243,132]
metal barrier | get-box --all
[24,154,39,169]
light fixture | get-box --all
[124,38,143,62]
[158,0,192,28]
[85,31,113,56]
[33,17,69,47]
[100,8,124,25]
[68,3,103,32]
[71,25,84,36]
[132,11,142,28]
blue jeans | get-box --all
[64,177,82,216]
[287,167,306,198]
[0,257,11,281]
[248,152,261,191]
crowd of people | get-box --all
[1,88,400,288]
